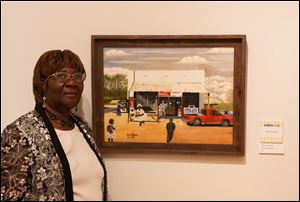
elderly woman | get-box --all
[1,50,107,201]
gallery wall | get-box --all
[1,2,299,200]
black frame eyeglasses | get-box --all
[46,72,86,83]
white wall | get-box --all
[1,2,299,200]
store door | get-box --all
[165,99,176,116]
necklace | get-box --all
[45,110,75,129]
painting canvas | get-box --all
[92,35,246,155]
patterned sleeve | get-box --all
[1,124,32,201]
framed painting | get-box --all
[91,35,246,155]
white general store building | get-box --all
[127,69,208,116]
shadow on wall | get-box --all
[104,152,246,165]
[72,94,92,124]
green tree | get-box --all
[104,74,128,103]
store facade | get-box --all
[127,69,207,118]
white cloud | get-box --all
[104,67,128,77]
[207,48,234,54]
[205,76,233,103]
[105,49,130,58]
[178,56,209,64]
[207,75,226,83]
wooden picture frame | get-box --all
[91,35,246,155]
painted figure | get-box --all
[159,101,167,118]
[107,118,116,142]
[135,104,146,126]
[166,118,176,143]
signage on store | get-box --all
[158,91,171,97]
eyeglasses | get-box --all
[46,72,86,83]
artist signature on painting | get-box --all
[127,133,138,139]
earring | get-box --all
[42,96,47,108]
[75,105,78,111]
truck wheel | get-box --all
[221,120,229,127]
[193,119,201,126]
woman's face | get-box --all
[45,66,84,112]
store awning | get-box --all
[129,82,208,93]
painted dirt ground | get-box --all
[104,111,233,144]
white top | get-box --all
[55,126,103,201]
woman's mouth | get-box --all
[64,92,78,98]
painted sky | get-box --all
[104,47,234,78]
[104,47,234,103]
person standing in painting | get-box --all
[159,101,167,118]
[116,101,121,116]
[166,118,176,143]
[107,118,116,142]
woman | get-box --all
[1,50,107,201]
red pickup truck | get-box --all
[182,108,233,127]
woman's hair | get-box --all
[33,49,86,105]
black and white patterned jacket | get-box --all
[1,105,107,201]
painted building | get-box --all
[127,69,207,117]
